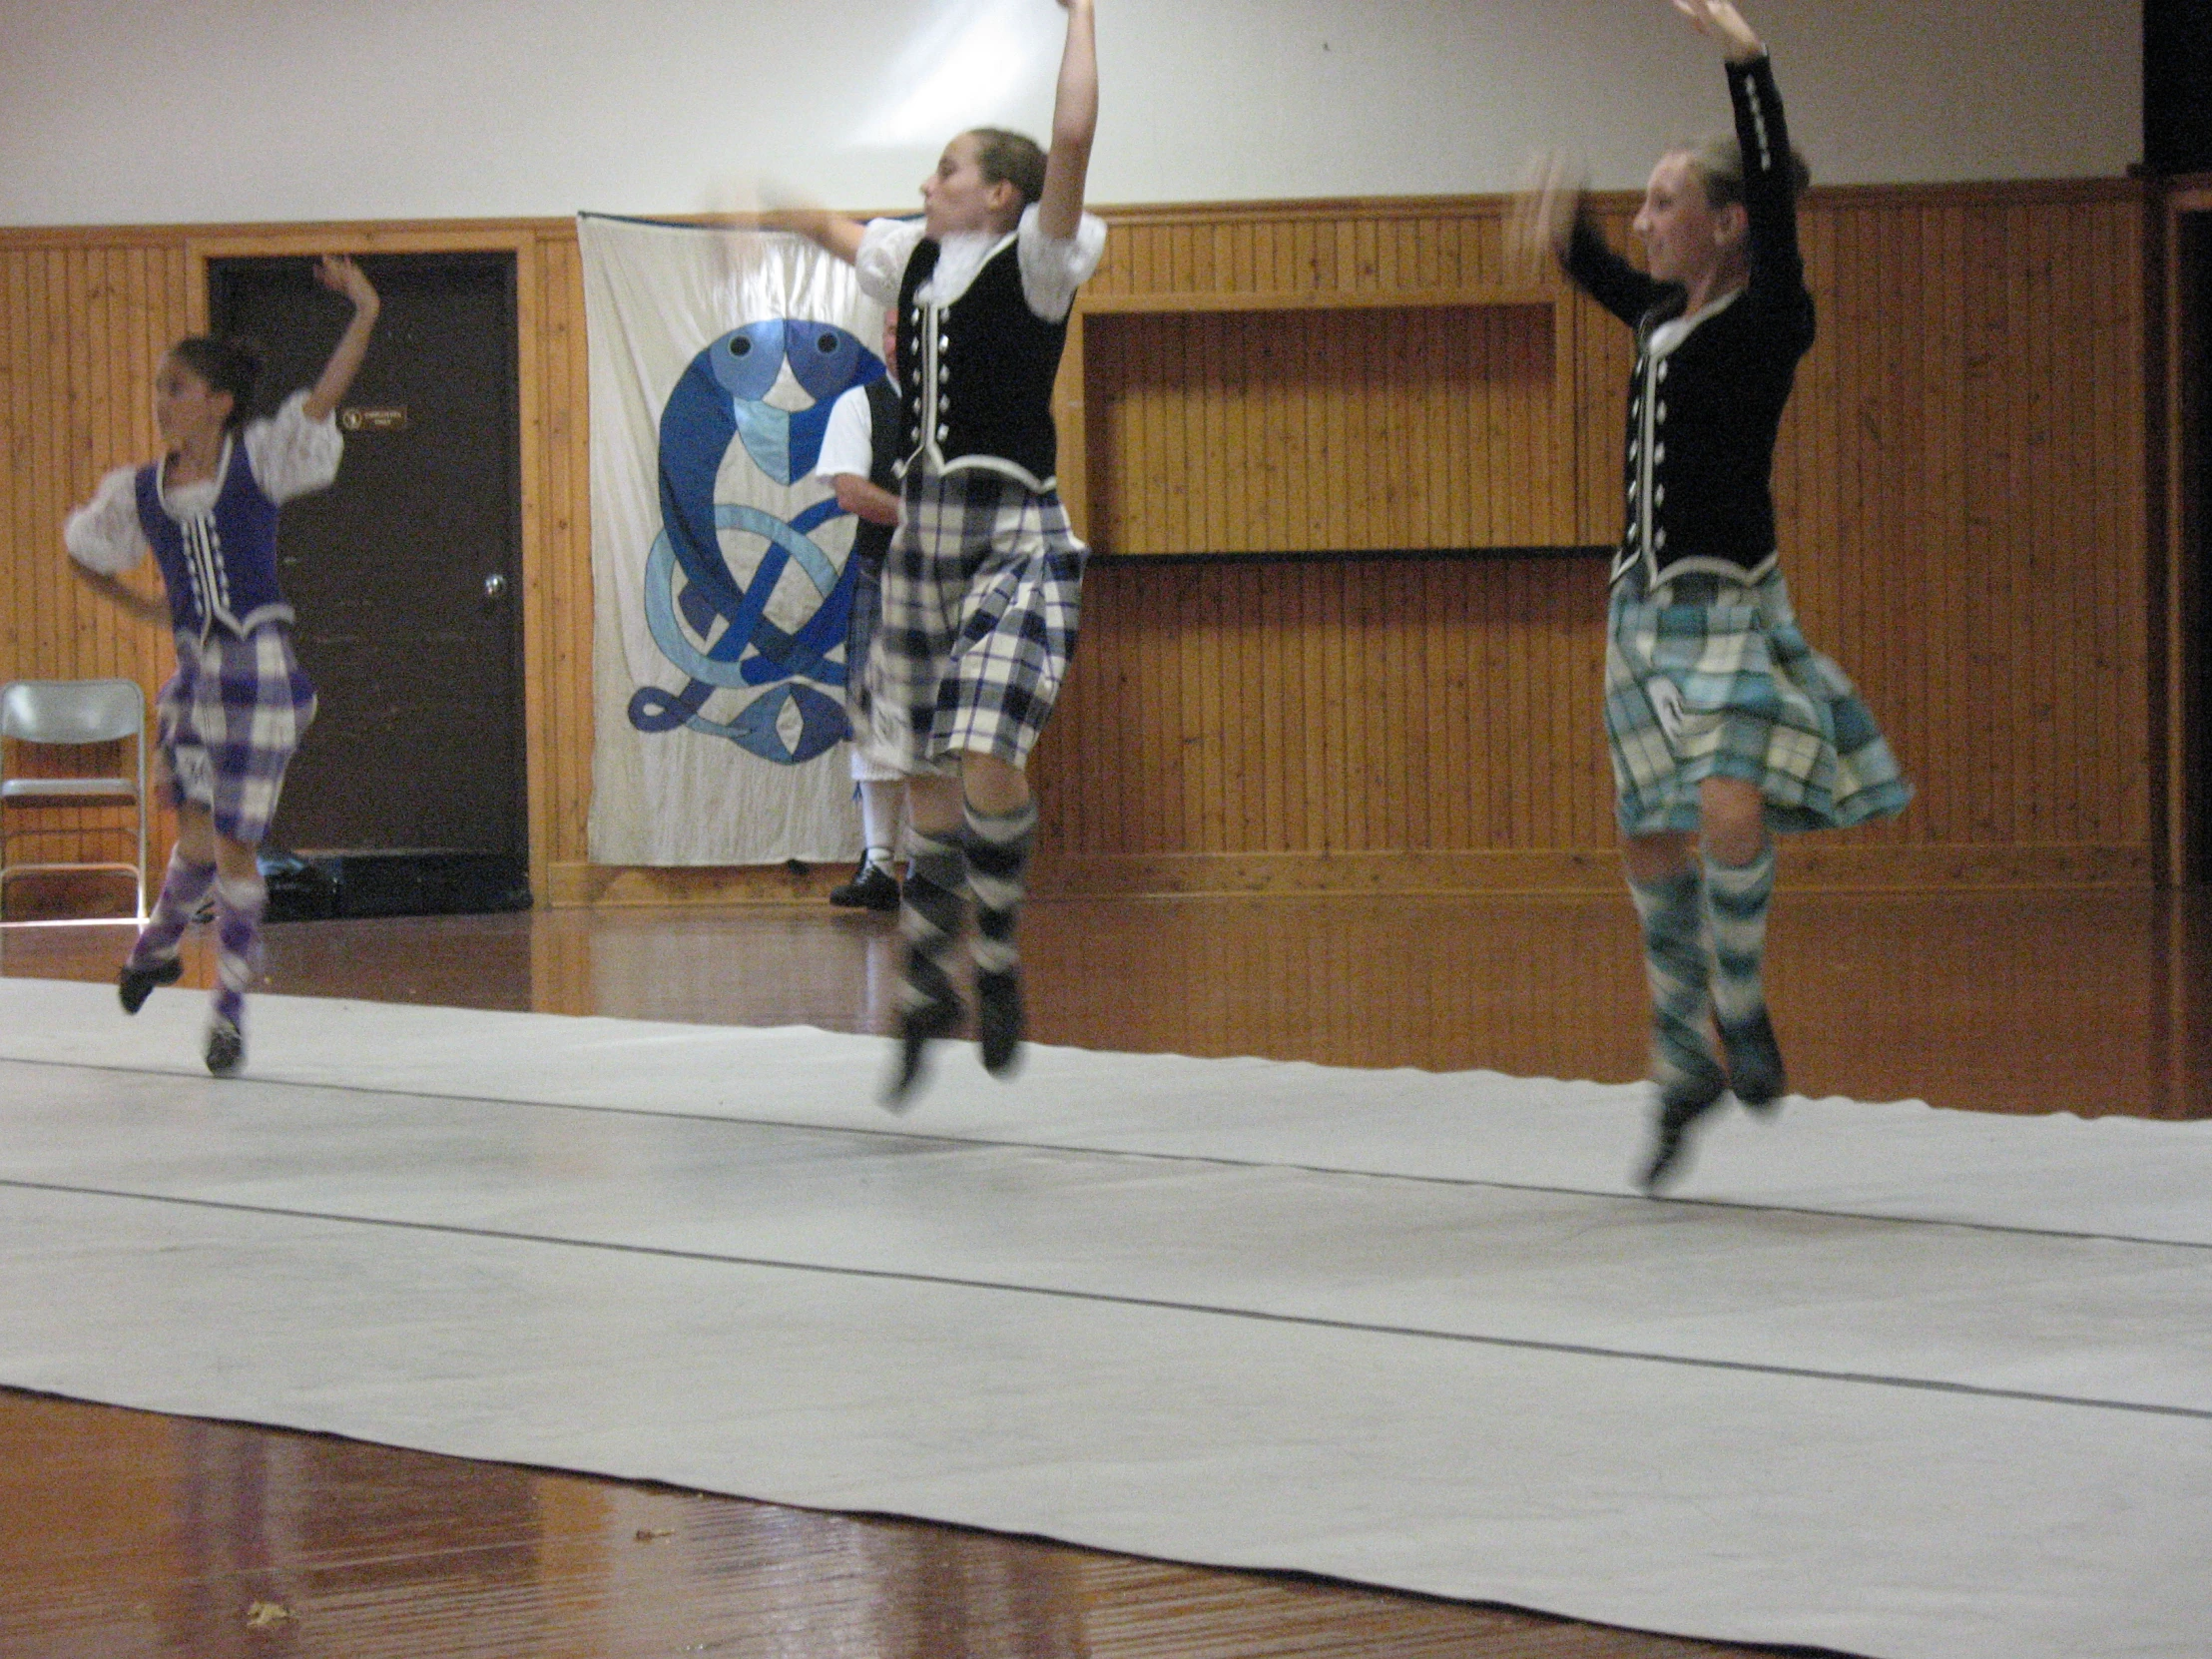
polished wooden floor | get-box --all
[4,886,2208,1658]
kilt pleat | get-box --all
[157,627,316,845]
[862,469,1085,774]
[1605,569,1911,837]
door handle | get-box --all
[483,572,508,603]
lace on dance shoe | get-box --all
[118,955,184,1015]
[204,1016,245,1077]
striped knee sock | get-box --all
[1705,844,1785,1105]
[1704,845,1775,1028]
[897,828,967,1021]
[130,849,217,968]
[962,800,1037,981]
[1627,864,1723,1108]
[211,870,267,1029]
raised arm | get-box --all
[1035,0,1097,241]
[1676,0,1809,315]
[763,206,868,267]
[1514,149,1670,326]
[300,257,381,423]
[1671,0,1764,64]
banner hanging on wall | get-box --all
[579,214,886,866]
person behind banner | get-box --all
[777,0,1103,1106]
[64,256,380,1077]
[1512,0,1910,1192]
[814,311,909,913]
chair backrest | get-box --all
[0,679,146,746]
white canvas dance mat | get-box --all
[1,975,2207,1659]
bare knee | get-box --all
[959,752,1030,818]
[213,833,260,884]
[172,806,218,867]
[1699,778,1768,866]
[907,774,964,836]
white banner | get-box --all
[580,214,887,866]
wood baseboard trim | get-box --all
[544,861,848,908]
[542,844,2156,907]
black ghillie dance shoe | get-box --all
[975,968,1025,1079]
[1638,1060,1728,1195]
[1721,1008,1788,1115]
[118,955,184,1015]
[884,995,963,1112]
[205,1016,245,1077]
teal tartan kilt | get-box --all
[1604,568,1913,837]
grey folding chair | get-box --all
[0,678,150,926]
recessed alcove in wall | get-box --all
[1077,298,1575,557]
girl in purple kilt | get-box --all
[66,256,380,1075]
[1517,1,1911,1191]
[779,0,1102,1106]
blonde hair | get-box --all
[1681,135,1812,211]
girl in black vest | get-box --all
[1516,0,1910,1190]
[780,0,1103,1106]
[65,256,380,1076]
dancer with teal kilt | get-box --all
[1515,0,1911,1190]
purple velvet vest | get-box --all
[134,437,291,641]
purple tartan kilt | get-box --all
[157,627,317,845]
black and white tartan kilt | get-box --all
[859,468,1086,775]
[157,626,317,845]
[1604,567,1912,837]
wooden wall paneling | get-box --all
[2160,179,2212,879]
[516,232,556,899]
[4,184,2166,904]
[542,230,595,875]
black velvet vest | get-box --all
[895,232,1070,491]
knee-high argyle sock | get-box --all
[1627,863,1725,1117]
[896,827,967,1025]
[211,870,267,1032]
[886,827,967,1106]
[130,848,217,968]
[1704,843,1785,1108]
[963,800,1036,1076]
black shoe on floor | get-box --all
[884,995,963,1111]
[1721,1008,1787,1115]
[118,955,184,1015]
[205,1017,245,1077]
[976,968,1024,1078]
[830,859,902,912]
[1638,1062,1728,1195]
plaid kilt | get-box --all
[860,468,1086,774]
[157,627,316,845]
[1605,568,1911,836]
[841,553,904,785]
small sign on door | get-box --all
[340,406,409,433]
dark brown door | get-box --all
[209,254,525,866]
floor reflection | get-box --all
[5,886,2206,1120]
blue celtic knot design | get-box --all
[627,318,885,764]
